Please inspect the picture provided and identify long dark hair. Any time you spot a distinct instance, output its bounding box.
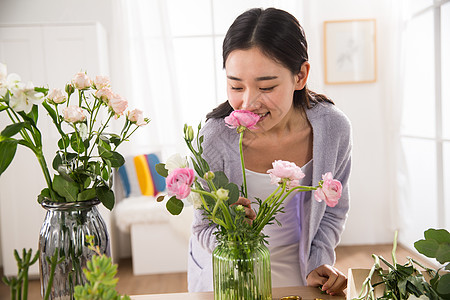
[207,7,332,120]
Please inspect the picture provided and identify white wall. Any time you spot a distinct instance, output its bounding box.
[302,0,397,244]
[0,0,400,269]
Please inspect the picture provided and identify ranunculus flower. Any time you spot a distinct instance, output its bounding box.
[93,75,110,89]
[187,192,202,209]
[47,88,66,104]
[314,172,342,207]
[215,188,229,200]
[267,160,305,189]
[224,110,260,131]
[165,153,188,174]
[9,81,44,114]
[108,93,128,117]
[127,108,146,126]
[95,87,114,103]
[166,167,195,200]
[63,105,86,123]
[72,72,91,90]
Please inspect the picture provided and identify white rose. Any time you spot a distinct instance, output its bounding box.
[165,153,188,174]
[72,72,91,90]
[93,75,110,89]
[47,88,66,104]
[127,108,146,126]
[63,105,86,123]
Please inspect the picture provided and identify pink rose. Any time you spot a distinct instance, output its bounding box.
[127,108,146,126]
[224,110,260,130]
[93,75,110,89]
[72,72,92,90]
[95,87,114,103]
[267,160,305,189]
[314,172,342,207]
[63,105,86,123]
[166,168,195,200]
[108,93,128,117]
[47,88,66,104]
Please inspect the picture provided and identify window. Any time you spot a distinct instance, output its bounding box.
[400,0,450,247]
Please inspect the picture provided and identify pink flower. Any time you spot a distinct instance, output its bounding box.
[47,88,66,104]
[314,172,342,207]
[166,168,195,200]
[95,87,114,103]
[108,93,128,117]
[72,72,91,90]
[127,108,146,126]
[93,75,110,89]
[63,105,86,123]
[224,110,260,131]
[267,160,305,189]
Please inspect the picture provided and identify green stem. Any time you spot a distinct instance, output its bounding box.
[239,131,247,198]
[37,151,57,201]
[392,230,398,266]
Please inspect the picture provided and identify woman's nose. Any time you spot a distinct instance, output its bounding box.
[242,89,261,110]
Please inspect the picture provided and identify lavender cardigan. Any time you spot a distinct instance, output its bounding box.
[187,102,352,292]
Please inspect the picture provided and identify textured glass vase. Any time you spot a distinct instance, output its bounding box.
[38,199,110,300]
[212,239,272,300]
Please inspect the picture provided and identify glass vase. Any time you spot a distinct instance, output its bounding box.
[212,239,272,300]
[38,199,110,300]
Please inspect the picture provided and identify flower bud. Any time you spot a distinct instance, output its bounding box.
[185,126,194,142]
[215,188,229,201]
[203,171,215,181]
[65,83,75,96]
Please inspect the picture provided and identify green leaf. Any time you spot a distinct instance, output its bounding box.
[58,135,70,149]
[1,122,26,138]
[96,186,114,210]
[437,273,450,295]
[70,133,85,153]
[212,171,229,188]
[224,182,239,205]
[52,153,62,171]
[34,86,48,94]
[0,103,8,111]
[424,228,450,243]
[52,175,79,202]
[156,195,165,202]
[166,196,183,215]
[0,140,18,175]
[37,188,51,204]
[98,146,124,167]
[415,228,450,264]
[155,163,168,177]
[78,188,97,201]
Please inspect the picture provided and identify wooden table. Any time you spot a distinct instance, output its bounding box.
[131,286,345,300]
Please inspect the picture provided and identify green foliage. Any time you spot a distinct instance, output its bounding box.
[354,229,450,300]
[74,236,130,300]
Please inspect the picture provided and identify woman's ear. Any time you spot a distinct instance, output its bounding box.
[295,61,310,90]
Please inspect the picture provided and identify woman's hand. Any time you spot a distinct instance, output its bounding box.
[306,264,347,296]
[231,197,256,223]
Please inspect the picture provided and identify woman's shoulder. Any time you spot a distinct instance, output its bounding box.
[306,102,351,133]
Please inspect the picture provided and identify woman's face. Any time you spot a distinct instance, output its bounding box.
[225,47,308,133]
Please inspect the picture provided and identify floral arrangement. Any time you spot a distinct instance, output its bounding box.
[156,110,342,243]
[0,63,149,209]
[354,229,450,300]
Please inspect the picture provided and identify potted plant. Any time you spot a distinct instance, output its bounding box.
[0,62,149,299]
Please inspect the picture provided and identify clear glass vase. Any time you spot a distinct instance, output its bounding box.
[38,199,110,300]
[212,239,272,300]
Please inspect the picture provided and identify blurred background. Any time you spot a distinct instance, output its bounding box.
[0,0,449,281]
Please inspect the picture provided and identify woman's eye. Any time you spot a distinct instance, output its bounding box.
[231,86,243,91]
[260,86,275,91]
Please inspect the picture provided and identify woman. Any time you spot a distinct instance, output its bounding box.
[188,8,352,296]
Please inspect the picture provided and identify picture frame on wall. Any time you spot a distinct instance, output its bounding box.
[324,19,377,84]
